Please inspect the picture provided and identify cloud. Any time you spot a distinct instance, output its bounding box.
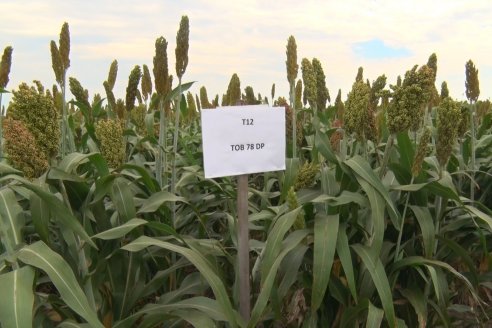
[0,0,491,104]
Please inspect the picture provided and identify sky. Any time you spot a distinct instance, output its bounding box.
[1,0,491,107]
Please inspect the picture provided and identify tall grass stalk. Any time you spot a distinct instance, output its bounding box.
[395,176,414,262]
[171,79,182,224]
[291,84,297,158]
[156,98,167,188]
[470,102,476,201]
[379,133,395,178]
[0,93,3,160]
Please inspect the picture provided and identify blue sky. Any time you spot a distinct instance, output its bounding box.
[353,39,412,60]
[0,0,491,107]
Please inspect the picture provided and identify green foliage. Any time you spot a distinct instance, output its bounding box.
[199,86,211,109]
[175,15,189,79]
[69,76,90,107]
[243,85,259,105]
[440,80,449,99]
[334,88,344,121]
[436,97,461,168]
[286,35,298,85]
[465,59,480,103]
[295,79,303,109]
[153,36,169,96]
[141,64,152,103]
[0,46,13,88]
[107,59,118,90]
[312,58,330,110]
[225,73,241,106]
[301,58,316,109]
[125,65,142,112]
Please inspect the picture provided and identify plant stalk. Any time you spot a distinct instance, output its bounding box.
[379,133,395,179]
[156,97,167,188]
[395,176,414,262]
[0,93,3,160]
[470,101,476,202]
[290,83,296,158]
[171,78,182,225]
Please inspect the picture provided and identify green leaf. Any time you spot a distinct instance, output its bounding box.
[464,205,492,231]
[47,167,85,182]
[315,132,338,163]
[17,241,104,328]
[111,177,136,222]
[0,189,24,253]
[366,301,384,328]
[249,230,308,328]
[92,218,147,240]
[311,213,339,312]
[0,175,97,248]
[345,156,401,230]
[409,206,435,258]
[57,321,91,328]
[138,190,188,213]
[336,224,357,302]
[261,208,301,280]
[281,158,300,201]
[340,299,370,328]
[114,297,226,328]
[164,81,195,103]
[120,164,159,193]
[58,152,109,177]
[0,266,35,328]
[0,163,21,175]
[425,180,460,203]
[400,288,427,328]
[122,236,240,327]
[352,244,395,327]
[358,180,385,255]
[396,132,414,172]
[30,191,51,245]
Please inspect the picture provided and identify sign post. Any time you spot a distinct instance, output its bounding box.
[237,173,250,320]
[201,105,285,322]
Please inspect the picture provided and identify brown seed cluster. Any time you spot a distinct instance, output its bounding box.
[3,118,48,179]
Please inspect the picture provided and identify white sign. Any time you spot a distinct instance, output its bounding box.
[201,105,286,178]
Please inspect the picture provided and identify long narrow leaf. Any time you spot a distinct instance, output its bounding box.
[0,175,96,248]
[352,244,396,327]
[366,301,384,328]
[249,230,308,328]
[92,218,147,240]
[311,213,339,312]
[336,224,358,302]
[138,190,188,213]
[122,236,240,327]
[111,177,136,222]
[409,206,435,258]
[0,189,23,252]
[260,208,301,280]
[17,241,104,328]
[345,156,401,229]
[0,266,35,328]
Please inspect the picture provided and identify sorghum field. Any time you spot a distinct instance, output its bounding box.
[0,18,491,327]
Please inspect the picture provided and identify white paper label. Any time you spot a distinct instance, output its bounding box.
[201,105,286,178]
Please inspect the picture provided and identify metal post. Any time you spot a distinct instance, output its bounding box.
[237,174,250,321]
